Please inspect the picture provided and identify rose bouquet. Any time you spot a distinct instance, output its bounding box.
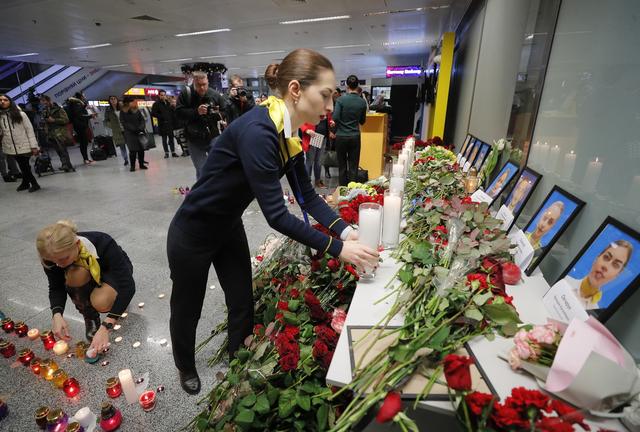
[508,323,561,371]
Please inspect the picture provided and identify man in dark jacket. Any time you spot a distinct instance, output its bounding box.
[151,90,178,158]
[176,71,226,179]
[225,74,255,124]
[333,75,367,185]
[40,95,74,172]
[65,92,94,164]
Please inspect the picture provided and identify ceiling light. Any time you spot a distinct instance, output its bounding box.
[4,52,39,58]
[246,50,285,55]
[383,39,428,47]
[199,54,237,59]
[364,6,449,16]
[525,34,534,40]
[160,58,193,63]
[175,28,231,37]
[228,67,241,70]
[103,64,128,68]
[280,15,350,25]
[70,43,112,50]
[324,44,370,49]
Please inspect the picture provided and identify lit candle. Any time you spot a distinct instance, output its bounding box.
[40,331,56,351]
[62,378,80,398]
[46,408,68,432]
[397,154,408,174]
[30,358,42,375]
[14,321,28,337]
[41,359,59,381]
[0,399,6,421]
[582,157,603,193]
[72,407,96,430]
[548,145,561,173]
[52,369,68,389]
[358,203,382,250]
[27,328,40,341]
[561,150,577,180]
[118,369,138,404]
[0,340,16,358]
[106,377,122,398]
[52,340,68,356]
[1,318,14,333]
[17,348,34,365]
[75,341,88,359]
[389,176,405,194]
[539,142,550,170]
[382,191,402,249]
[99,402,123,432]
[139,390,157,412]
[35,406,50,430]
[392,163,404,177]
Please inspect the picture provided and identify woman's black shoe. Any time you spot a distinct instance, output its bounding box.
[130,166,136,172]
[2,174,16,182]
[179,370,201,395]
[28,184,41,193]
[16,182,29,191]
[139,164,148,170]
[85,317,101,341]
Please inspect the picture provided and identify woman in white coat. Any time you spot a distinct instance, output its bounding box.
[0,94,40,192]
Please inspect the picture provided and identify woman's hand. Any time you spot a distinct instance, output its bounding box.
[339,240,379,271]
[31,148,40,156]
[306,129,316,136]
[346,229,359,241]
[52,313,71,341]
[89,326,110,353]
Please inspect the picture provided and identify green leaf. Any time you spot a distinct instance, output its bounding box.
[259,360,277,376]
[196,417,209,431]
[254,341,269,361]
[428,325,451,349]
[283,311,300,326]
[411,242,434,264]
[399,266,414,284]
[440,174,455,185]
[391,344,412,362]
[234,409,255,427]
[236,349,251,363]
[501,322,519,337]
[278,389,297,418]
[288,299,301,312]
[267,385,279,406]
[464,307,484,322]
[473,291,493,306]
[316,404,329,430]
[254,393,270,415]
[296,393,311,411]
[481,303,521,325]
[227,373,239,385]
[263,303,276,324]
[240,393,257,407]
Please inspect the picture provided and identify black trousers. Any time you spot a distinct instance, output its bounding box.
[50,137,73,169]
[12,154,38,186]
[167,219,253,372]
[75,126,90,161]
[161,133,176,153]
[129,151,146,167]
[335,135,361,186]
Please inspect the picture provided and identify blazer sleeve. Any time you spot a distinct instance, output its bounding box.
[45,265,68,316]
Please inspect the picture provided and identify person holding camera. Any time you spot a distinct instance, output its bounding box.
[176,71,226,179]
[151,90,178,159]
[225,74,255,125]
[40,95,75,172]
[119,96,148,172]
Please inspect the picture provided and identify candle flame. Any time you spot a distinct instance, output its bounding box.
[595,157,599,162]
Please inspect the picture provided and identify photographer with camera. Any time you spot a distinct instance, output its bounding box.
[225,74,255,125]
[40,95,75,172]
[176,71,226,179]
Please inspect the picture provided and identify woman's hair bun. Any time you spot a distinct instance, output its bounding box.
[56,219,78,233]
[264,63,280,91]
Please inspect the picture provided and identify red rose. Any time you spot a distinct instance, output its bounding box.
[327,258,341,272]
[256,255,263,262]
[489,272,505,292]
[502,262,522,285]
[278,352,299,371]
[304,289,320,306]
[312,340,329,359]
[466,273,489,290]
[465,392,494,416]
[315,325,338,346]
[277,301,289,311]
[443,354,474,391]
[310,304,328,322]
[375,391,402,423]
[284,326,299,338]
[506,387,550,411]
[491,403,528,429]
[344,264,359,280]
[290,288,300,299]
[253,324,265,335]
[481,257,500,274]
[434,225,448,234]
[535,417,575,432]
[275,312,284,323]
[462,196,473,204]
[551,399,590,430]
[336,281,344,291]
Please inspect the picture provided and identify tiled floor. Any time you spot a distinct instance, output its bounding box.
[0,143,342,431]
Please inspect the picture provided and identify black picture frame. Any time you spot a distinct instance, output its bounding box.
[485,161,519,205]
[458,134,473,158]
[554,216,640,322]
[502,167,543,232]
[463,138,477,161]
[521,185,586,275]
[465,140,483,168]
[473,142,492,172]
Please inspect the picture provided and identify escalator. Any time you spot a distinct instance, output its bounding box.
[6,64,72,102]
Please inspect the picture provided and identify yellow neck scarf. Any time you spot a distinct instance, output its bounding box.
[74,241,101,285]
[260,96,302,165]
[579,277,602,305]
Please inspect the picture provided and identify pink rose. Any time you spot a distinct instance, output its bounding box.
[331,308,347,334]
[514,329,529,344]
[515,340,534,360]
[528,325,557,345]
[508,348,522,370]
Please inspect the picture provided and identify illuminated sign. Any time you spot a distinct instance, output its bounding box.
[385,65,422,78]
[124,87,146,96]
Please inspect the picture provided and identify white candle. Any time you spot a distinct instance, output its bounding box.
[582,157,603,193]
[389,176,405,194]
[382,192,402,248]
[561,151,577,180]
[358,205,382,250]
[53,340,68,355]
[548,145,561,173]
[530,141,541,165]
[118,368,138,404]
[627,175,640,210]
[392,163,404,177]
[539,142,550,171]
[397,154,407,174]
[73,407,97,429]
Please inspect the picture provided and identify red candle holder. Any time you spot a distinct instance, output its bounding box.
[40,331,56,351]
[17,348,34,365]
[14,321,28,337]
[1,318,14,333]
[30,358,42,375]
[105,377,122,398]
[99,402,122,431]
[0,340,16,358]
[138,390,156,412]
[63,377,80,398]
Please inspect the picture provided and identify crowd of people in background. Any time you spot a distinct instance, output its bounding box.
[0,70,374,192]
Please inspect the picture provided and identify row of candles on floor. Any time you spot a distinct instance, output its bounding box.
[34,402,124,431]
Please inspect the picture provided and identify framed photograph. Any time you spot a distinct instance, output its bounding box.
[502,167,543,231]
[473,142,492,172]
[463,138,477,161]
[466,141,482,167]
[554,217,640,322]
[458,134,473,157]
[485,161,519,202]
[522,186,586,275]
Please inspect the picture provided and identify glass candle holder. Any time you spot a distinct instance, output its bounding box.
[41,331,56,351]
[99,402,122,432]
[358,202,383,277]
[382,190,402,249]
[46,408,68,432]
[14,321,28,337]
[30,358,42,375]
[0,399,7,421]
[75,341,88,359]
[52,340,69,356]
[65,422,84,432]
[18,348,35,365]
[35,406,50,430]
[28,328,40,341]
[106,377,122,398]
[0,340,16,358]
[52,369,68,389]
[1,318,14,333]
[138,390,156,412]
[41,359,59,381]
[63,378,80,398]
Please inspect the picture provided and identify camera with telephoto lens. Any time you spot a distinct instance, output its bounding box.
[233,87,247,98]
